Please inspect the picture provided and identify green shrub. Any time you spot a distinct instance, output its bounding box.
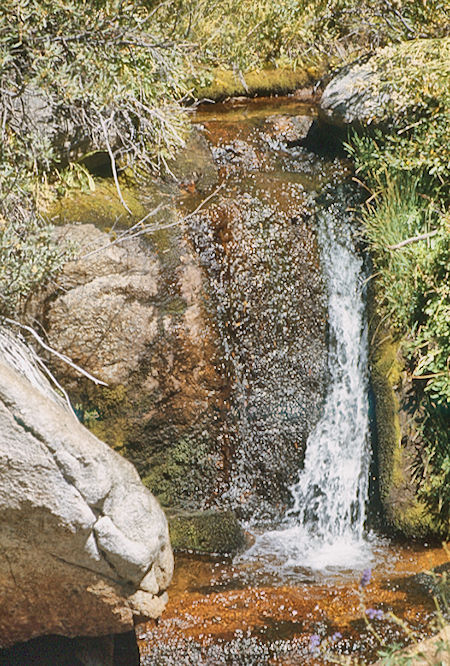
[0,206,74,316]
[346,37,449,523]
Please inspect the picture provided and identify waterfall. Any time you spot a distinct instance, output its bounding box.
[241,194,373,572]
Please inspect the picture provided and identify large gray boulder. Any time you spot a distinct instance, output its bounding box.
[319,57,389,128]
[32,219,227,513]
[0,328,173,648]
[319,38,448,129]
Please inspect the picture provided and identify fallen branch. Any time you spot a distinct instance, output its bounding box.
[97,111,132,214]
[387,229,438,251]
[2,318,108,386]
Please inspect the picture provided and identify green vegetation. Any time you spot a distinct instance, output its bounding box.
[181,0,448,84]
[0,0,191,316]
[1,0,447,316]
[346,37,449,531]
[347,38,450,180]
[0,207,73,314]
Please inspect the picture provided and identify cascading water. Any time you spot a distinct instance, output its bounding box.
[242,193,373,572]
[143,101,448,666]
[189,102,374,569]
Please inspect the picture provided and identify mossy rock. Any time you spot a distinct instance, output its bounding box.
[47,178,148,231]
[169,510,246,555]
[369,300,442,538]
[141,432,221,510]
[165,128,218,193]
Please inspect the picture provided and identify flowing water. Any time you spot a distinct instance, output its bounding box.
[139,97,448,664]
[244,195,373,573]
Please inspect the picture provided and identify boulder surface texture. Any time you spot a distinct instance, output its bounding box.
[319,38,449,129]
[37,219,227,512]
[0,328,173,648]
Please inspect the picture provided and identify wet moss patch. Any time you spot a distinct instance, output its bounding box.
[369,311,440,538]
[142,432,221,510]
[169,510,245,555]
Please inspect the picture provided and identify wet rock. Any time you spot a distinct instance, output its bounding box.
[32,101,334,529]
[189,193,328,520]
[212,139,261,170]
[34,213,227,514]
[265,114,313,145]
[0,329,172,647]
[169,510,246,555]
[410,561,450,607]
[165,127,219,193]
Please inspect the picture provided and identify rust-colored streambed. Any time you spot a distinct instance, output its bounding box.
[138,544,448,664]
[138,98,448,664]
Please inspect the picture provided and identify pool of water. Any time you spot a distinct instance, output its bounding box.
[138,542,448,664]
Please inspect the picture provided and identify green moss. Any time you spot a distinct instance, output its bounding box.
[169,510,245,555]
[194,66,323,101]
[371,334,402,499]
[77,384,131,452]
[142,434,218,509]
[370,318,442,538]
[47,179,147,231]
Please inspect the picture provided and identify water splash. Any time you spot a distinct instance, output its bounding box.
[242,194,373,571]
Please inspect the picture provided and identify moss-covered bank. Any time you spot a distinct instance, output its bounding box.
[369,306,446,538]
[192,66,323,101]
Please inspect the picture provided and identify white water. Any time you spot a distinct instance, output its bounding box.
[241,201,373,572]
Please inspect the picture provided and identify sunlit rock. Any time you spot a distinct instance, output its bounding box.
[0,329,172,647]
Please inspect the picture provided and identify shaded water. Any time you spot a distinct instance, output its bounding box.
[139,97,448,664]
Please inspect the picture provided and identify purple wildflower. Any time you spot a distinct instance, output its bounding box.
[359,568,372,587]
[309,634,321,652]
[331,632,342,642]
[366,608,384,620]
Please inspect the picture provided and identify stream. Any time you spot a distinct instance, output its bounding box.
[138,98,447,665]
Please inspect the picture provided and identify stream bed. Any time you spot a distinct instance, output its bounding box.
[138,543,448,664]
[138,97,448,664]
